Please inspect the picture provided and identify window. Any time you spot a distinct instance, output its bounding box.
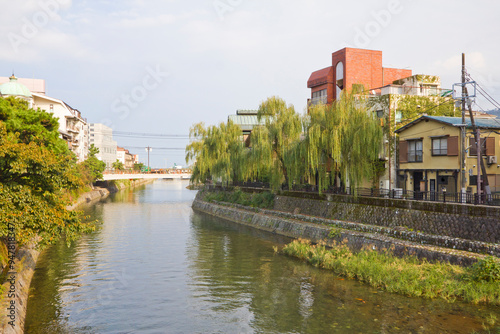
[408,140,423,162]
[312,89,327,98]
[469,137,495,156]
[432,137,447,156]
[395,110,402,124]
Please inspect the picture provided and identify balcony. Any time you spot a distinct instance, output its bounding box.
[370,85,452,98]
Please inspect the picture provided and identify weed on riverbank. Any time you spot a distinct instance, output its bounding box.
[203,188,275,209]
[281,239,500,306]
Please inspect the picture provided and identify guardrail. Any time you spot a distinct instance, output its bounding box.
[210,182,500,206]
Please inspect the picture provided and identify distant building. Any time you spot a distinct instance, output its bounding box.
[117,147,135,170]
[89,123,117,170]
[32,93,88,162]
[228,109,265,146]
[0,76,46,94]
[0,75,88,162]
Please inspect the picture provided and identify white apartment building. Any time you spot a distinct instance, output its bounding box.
[0,75,89,162]
[89,123,118,170]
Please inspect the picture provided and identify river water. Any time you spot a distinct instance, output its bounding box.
[25,180,499,333]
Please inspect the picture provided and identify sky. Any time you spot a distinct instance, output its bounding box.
[1,0,500,168]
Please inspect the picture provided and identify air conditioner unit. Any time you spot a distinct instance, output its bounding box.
[487,156,497,164]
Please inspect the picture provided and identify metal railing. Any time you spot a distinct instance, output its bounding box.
[219,182,500,206]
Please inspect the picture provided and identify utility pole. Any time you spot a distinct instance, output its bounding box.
[145,146,152,171]
[460,53,467,201]
[464,90,491,202]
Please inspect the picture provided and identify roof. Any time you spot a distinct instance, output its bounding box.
[236,109,258,115]
[228,114,266,131]
[307,66,333,88]
[395,115,500,133]
[0,75,32,98]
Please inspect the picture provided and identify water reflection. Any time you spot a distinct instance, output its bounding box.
[25,181,500,333]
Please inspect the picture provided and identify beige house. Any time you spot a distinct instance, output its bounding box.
[117,147,135,170]
[395,115,500,196]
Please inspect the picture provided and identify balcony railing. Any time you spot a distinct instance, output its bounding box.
[370,85,452,98]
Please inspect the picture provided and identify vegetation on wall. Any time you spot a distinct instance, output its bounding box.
[0,97,96,248]
[202,188,275,209]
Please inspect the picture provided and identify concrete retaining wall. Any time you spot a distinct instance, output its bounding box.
[192,196,487,267]
[273,191,500,244]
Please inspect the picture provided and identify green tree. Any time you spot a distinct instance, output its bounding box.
[79,144,106,183]
[133,162,145,171]
[250,96,302,190]
[303,92,383,192]
[112,159,125,171]
[0,97,94,247]
[186,120,247,184]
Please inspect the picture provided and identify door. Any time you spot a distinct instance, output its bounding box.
[430,179,436,201]
[413,171,423,199]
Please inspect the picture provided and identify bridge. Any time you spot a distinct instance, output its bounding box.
[101,171,192,181]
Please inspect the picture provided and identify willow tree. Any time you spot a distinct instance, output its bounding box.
[303,92,383,192]
[185,120,246,184]
[250,96,302,190]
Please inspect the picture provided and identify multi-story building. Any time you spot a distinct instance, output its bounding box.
[307,48,412,106]
[31,93,88,162]
[395,115,500,195]
[89,123,118,170]
[0,75,88,162]
[307,48,456,190]
[117,147,135,170]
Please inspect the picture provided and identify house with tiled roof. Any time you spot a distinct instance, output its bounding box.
[395,115,500,196]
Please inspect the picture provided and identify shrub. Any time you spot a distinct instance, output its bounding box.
[468,256,500,283]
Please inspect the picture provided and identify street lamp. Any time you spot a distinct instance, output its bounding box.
[145,146,152,171]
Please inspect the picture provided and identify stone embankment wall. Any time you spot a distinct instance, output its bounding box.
[273,191,500,244]
[193,190,499,267]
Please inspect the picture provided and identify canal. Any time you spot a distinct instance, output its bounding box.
[25,180,499,333]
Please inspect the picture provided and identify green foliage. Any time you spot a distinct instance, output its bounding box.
[395,95,456,126]
[304,91,384,192]
[112,159,125,171]
[203,189,274,209]
[467,256,500,283]
[133,162,145,171]
[328,226,342,239]
[250,97,302,190]
[186,120,247,184]
[282,240,500,305]
[0,97,94,248]
[186,95,385,192]
[79,144,105,183]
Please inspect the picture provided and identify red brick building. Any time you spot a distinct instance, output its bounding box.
[307,48,412,106]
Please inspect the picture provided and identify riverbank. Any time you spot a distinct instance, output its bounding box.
[282,239,500,305]
[192,194,489,266]
[0,178,155,334]
[192,192,500,306]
